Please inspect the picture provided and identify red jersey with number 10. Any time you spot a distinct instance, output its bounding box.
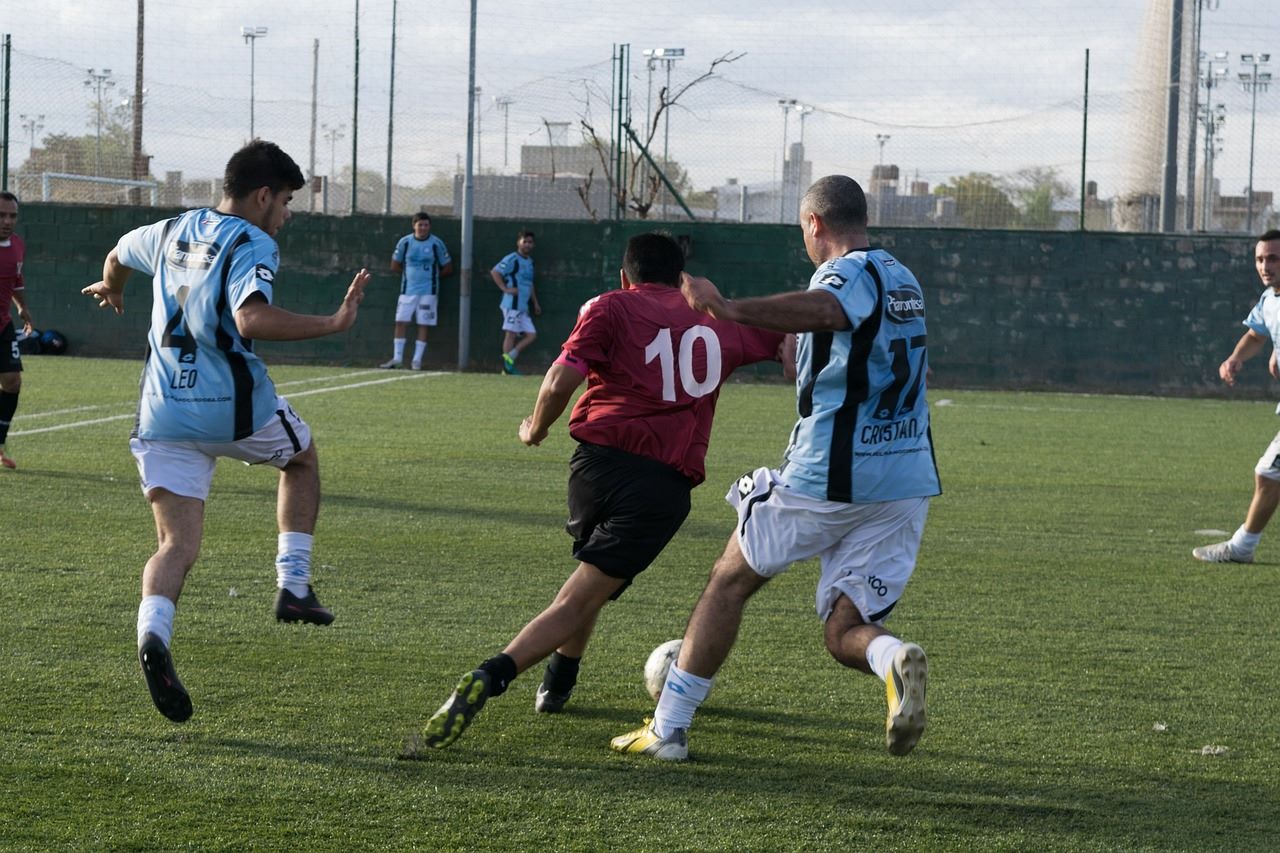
[556,282,784,484]
[0,234,26,332]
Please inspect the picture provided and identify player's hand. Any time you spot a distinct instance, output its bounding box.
[1270,352,1279,381]
[333,269,370,332]
[519,416,547,447]
[532,303,542,317]
[82,281,125,315]
[1220,357,1243,386]
[681,272,726,317]
[16,307,34,335]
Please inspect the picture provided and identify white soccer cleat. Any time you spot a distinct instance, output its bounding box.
[1191,541,1254,564]
[378,358,401,369]
[885,642,927,756]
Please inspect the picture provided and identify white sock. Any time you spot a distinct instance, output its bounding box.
[276,531,314,597]
[865,634,904,683]
[652,663,713,738]
[1231,526,1261,553]
[392,338,406,361]
[413,340,427,364]
[507,349,519,362]
[137,595,176,649]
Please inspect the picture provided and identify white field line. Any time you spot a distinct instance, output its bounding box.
[12,370,444,438]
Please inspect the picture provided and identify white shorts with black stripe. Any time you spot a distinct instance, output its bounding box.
[728,467,929,624]
[130,396,312,501]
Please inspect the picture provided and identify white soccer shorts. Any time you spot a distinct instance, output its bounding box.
[727,466,929,624]
[395,294,438,326]
[501,307,536,335]
[131,397,312,500]
[1255,429,1280,480]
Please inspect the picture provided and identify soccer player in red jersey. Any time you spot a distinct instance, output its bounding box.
[0,191,35,470]
[415,232,791,750]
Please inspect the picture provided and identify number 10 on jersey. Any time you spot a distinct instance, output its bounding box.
[644,327,723,402]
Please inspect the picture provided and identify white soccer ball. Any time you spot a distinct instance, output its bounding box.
[644,639,682,700]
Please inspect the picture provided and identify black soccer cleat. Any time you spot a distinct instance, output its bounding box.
[138,633,193,723]
[534,684,572,714]
[274,586,336,625]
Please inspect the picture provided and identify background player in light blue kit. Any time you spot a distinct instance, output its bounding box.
[613,175,939,761]
[82,140,370,723]
[380,211,453,370]
[1193,229,1280,564]
[491,229,540,374]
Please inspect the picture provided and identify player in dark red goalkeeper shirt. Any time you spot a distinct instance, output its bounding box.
[0,191,35,470]
[414,232,791,751]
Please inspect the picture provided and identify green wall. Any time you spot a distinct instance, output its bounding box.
[12,202,1269,396]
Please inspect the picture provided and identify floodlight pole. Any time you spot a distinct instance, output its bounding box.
[240,27,267,141]
[385,0,397,214]
[778,98,795,223]
[458,0,477,370]
[1239,52,1271,234]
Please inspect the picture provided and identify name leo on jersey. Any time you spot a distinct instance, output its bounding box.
[861,416,920,445]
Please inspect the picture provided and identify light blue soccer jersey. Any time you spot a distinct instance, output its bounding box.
[392,233,451,297]
[781,248,941,503]
[494,251,535,313]
[1244,287,1280,346]
[115,209,281,442]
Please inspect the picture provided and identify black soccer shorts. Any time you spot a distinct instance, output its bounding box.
[565,442,693,598]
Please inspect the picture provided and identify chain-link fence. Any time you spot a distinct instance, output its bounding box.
[3,0,1278,232]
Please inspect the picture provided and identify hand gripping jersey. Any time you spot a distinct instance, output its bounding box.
[557,283,784,484]
[495,251,535,313]
[782,249,941,503]
[115,209,282,442]
[392,233,451,297]
[0,233,26,333]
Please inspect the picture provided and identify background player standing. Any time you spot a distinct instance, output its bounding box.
[491,230,539,375]
[380,211,453,370]
[82,141,369,723]
[414,232,788,751]
[0,191,35,470]
[1194,229,1280,564]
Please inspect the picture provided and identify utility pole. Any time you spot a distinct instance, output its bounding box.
[458,0,477,370]
[309,38,318,212]
[84,68,115,176]
[132,0,145,204]
[1239,52,1272,234]
[240,26,268,140]
[494,96,514,169]
[350,0,360,215]
[385,0,397,215]
[1158,0,1183,232]
[777,98,795,223]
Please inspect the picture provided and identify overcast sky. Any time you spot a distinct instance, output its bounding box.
[6,0,1279,199]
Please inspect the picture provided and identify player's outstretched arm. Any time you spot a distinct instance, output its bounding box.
[236,269,369,341]
[81,249,133,316]
[681,273,849,333]
[519,363,585,446]
[1221,330,1268,386]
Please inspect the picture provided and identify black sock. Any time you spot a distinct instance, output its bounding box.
[478,653,518,697]
[0,390,17,444]
[542,652,581,695]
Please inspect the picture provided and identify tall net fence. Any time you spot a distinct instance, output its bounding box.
[3,0,1278,232]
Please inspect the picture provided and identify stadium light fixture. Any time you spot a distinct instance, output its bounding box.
[19,113,44,159]
[241,26,269,141]
[778,98,797,222]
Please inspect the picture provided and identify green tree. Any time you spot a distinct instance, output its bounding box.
[934,172,1019,229]
[1010,167,1072,229]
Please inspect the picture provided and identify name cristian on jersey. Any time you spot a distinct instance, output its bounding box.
[862,415,922,446]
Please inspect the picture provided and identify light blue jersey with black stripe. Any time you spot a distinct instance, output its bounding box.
[781,248,941,503]
[116,208,280,442]
[392,233,451,297]
[494,251,535,313]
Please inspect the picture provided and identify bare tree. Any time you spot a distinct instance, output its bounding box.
[576,51,744,219]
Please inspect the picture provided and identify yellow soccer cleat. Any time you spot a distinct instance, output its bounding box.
[885,642,928,756]
[609,717,688,762]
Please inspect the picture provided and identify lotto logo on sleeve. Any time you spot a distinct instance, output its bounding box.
[817,272,847,290]
[255,264,275,283]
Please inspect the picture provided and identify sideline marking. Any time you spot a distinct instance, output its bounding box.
[12,371,443,438]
